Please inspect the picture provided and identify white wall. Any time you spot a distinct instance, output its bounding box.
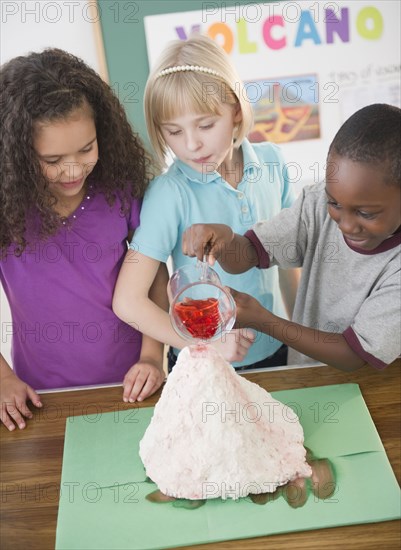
[1,0,104,366]
[0,0,103,68]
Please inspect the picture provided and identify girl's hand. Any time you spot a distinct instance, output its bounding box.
[0,371,42,431]
[182,224,234,265]
[212,329,255,363]
[122,359,165,403]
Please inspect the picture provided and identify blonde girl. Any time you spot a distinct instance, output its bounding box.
[113,35,299,390]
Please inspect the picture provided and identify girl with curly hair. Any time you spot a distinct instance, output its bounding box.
[0,48,167,431]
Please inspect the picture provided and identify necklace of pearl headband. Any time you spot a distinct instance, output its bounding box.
[156,65,220,78]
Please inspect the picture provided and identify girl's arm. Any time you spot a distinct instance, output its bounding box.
[113,250,189,349]
[278,268,301,319]
[112,250,254,363]
[138,261,170,365]
[123,332,166,403]
[231,290,365,372]
[120,261,168,403]
[0,354,42,430]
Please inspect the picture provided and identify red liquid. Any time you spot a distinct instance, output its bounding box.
[173,298,220,339]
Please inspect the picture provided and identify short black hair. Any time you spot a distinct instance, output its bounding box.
[328,103,401,187]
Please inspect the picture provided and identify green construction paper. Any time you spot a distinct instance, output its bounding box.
[56,384,401,549]
[272,384,384,457]
[60,406,153,487]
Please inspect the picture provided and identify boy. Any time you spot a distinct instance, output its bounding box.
[183,104,401,371]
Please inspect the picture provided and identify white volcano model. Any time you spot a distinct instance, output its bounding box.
[139,345,312,500]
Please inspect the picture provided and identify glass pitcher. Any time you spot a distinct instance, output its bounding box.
[168,261,236,343]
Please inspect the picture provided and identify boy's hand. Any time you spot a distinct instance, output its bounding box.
[229,288,269,329]
[182,224,234,265]
[212,329,255,363]
[0,371,42,431]
[122,359,165,403]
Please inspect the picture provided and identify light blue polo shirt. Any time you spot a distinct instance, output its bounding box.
[131,138,295,366]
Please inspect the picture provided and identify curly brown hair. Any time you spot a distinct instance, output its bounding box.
[0,48,156,255]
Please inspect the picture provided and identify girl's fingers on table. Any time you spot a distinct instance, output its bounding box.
[27,386,42,408]
[127,372,148,403]
[122,373,136,402]
[5,401,29,429]
[136,378,156,402]
[0,407,16,431]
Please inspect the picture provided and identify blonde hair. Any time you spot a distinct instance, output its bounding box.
[144,34,254,167]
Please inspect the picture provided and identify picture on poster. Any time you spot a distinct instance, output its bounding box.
[246,74,321,144]
[144,0,400,189]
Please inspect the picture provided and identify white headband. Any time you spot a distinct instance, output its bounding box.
[156,65,220,78]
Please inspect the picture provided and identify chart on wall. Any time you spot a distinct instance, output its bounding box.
[144,0,400,190]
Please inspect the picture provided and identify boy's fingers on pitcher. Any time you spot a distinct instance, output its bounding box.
[182,225,206,260]
[182,224,218,261]
[227,288,246,310]
[181,227,193,257]
[228,287,239,300]
[182,225,201,257]
[229,288,253,310]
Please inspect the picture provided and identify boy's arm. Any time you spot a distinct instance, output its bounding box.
[264,314,365,371]
[182,224,259,273]
[231,290,366,371]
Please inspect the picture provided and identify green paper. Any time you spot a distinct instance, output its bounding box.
[59,406,153,487]
[56,384,401,549]
[272,384,384,457]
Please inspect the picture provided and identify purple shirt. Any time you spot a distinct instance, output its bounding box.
[0,191,142,389]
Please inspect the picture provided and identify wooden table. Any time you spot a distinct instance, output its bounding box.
[1,361,400,550]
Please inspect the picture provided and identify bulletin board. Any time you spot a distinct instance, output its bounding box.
[98,0,227,145]
[99,0,400,188]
